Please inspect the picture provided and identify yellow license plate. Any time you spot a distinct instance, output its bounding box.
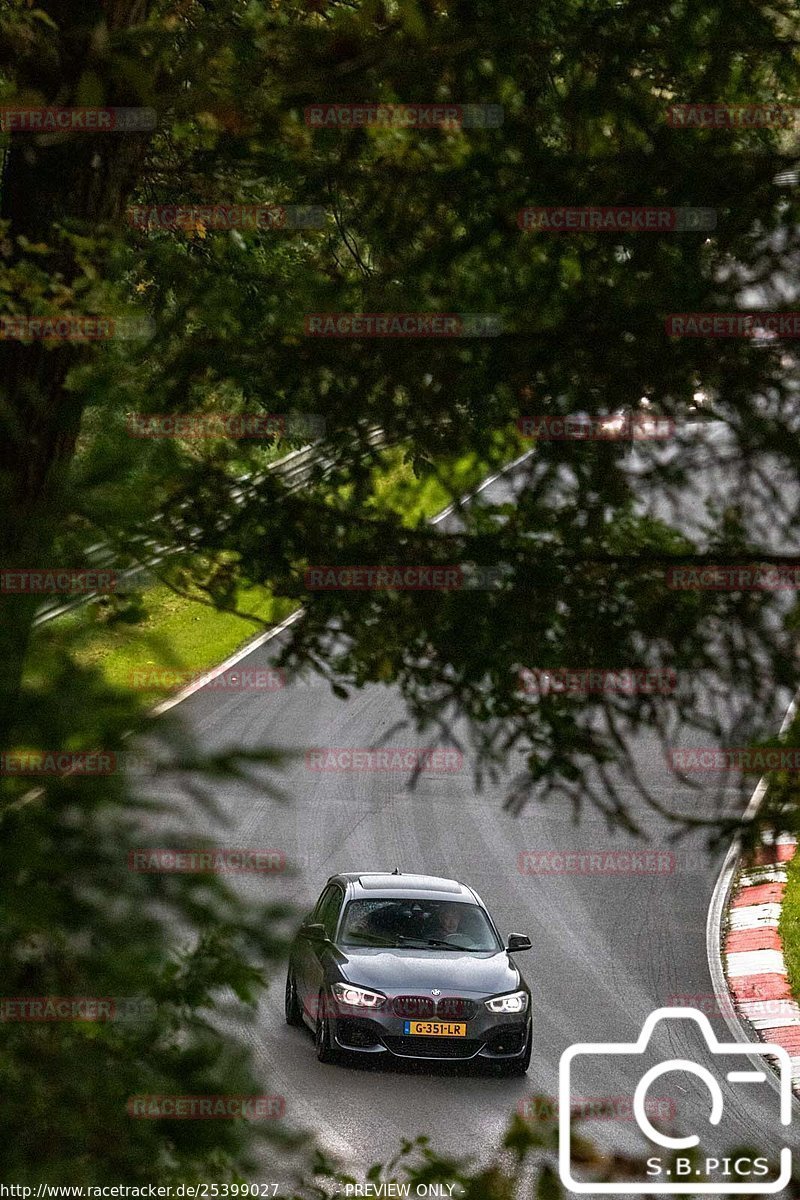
[404,1020,467,1037]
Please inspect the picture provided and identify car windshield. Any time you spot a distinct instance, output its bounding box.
[338,898,501,951]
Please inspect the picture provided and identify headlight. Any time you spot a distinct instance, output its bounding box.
[485,990,529,1014]
[332,982,386,1009]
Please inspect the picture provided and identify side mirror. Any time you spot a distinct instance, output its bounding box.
[506,933,532,952]
[302,922,329,942]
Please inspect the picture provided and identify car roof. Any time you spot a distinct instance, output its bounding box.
[328,871,480,903]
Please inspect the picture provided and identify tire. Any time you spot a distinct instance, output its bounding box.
[284,967,304,1028]
[496,1025,532,1077]
[315,993,339,1064]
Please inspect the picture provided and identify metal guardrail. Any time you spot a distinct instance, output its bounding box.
[34,428,385,627]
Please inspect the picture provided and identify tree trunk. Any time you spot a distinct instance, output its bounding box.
[0,0,154,746]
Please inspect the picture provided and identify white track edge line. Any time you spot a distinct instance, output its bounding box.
[153,448,535,716]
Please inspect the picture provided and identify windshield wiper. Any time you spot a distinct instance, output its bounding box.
[350,934,476,951]
[378,934,449,949]
[344,933,395,946]
[423,938,472,951]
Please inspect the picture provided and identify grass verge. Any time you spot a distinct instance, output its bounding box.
[779,847,800,1001]
[32,435,523,705]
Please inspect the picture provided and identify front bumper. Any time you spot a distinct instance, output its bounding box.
[330,1009,531,1062]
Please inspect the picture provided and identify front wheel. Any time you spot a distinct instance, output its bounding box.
[284,967,303,1027]
[315,993,339,1064]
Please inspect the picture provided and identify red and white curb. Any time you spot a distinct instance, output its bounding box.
[723,831,799,1093]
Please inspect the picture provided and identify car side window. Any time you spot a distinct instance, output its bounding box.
[311,886,334,923]
[319,886,344,939]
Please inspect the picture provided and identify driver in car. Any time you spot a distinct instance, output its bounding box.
[426,901,468,941]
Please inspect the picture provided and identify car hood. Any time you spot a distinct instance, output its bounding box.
[338,947,525,996]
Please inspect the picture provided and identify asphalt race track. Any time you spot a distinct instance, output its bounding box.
[135,435,800,1183]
